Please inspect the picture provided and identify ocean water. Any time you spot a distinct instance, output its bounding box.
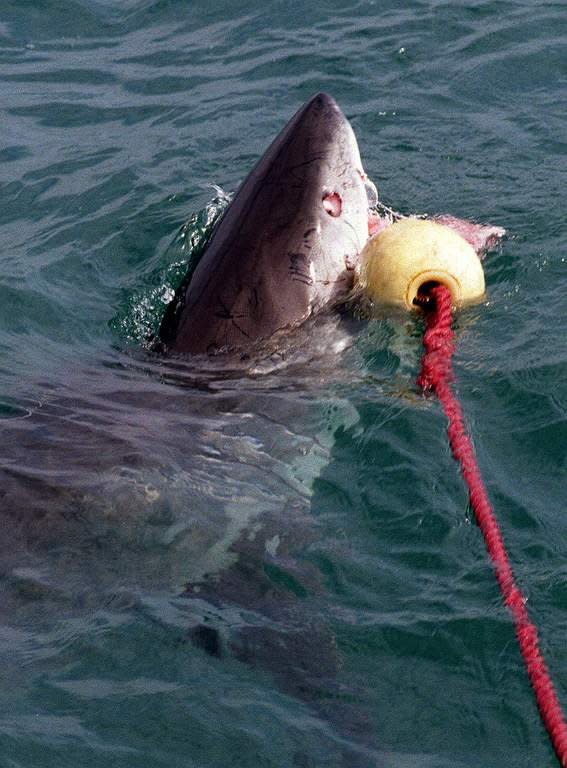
[1,1,567,766]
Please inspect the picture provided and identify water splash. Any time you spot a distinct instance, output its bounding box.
[110,188,231,347]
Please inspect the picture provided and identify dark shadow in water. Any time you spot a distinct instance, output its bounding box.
[0,339,385,767]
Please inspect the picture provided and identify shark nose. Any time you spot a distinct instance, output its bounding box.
[322,192,342,217]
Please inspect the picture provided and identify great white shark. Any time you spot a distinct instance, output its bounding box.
[158,92,375,356]
[158,92,504,358]
[0,94,506,767]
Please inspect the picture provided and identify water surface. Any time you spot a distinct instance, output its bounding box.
[1,1,567,766]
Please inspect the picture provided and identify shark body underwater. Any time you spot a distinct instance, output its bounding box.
[0,95,382,768]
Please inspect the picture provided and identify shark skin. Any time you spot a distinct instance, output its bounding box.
[159,92,371,356]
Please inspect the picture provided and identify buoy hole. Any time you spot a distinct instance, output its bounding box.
[323,192,342,217]
[414,280,441,310]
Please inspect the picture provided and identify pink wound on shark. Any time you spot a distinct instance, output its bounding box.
[322,192,342,217]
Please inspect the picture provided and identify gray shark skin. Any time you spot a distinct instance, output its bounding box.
[159,92,370,355]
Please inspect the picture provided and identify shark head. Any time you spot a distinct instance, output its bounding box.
[159,93,372,355]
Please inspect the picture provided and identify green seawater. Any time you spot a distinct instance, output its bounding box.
[1,2,567,766]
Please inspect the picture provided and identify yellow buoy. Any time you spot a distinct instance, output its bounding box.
[360,218,485,310]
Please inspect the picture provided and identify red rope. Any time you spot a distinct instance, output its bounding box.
[418,284,567,766]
